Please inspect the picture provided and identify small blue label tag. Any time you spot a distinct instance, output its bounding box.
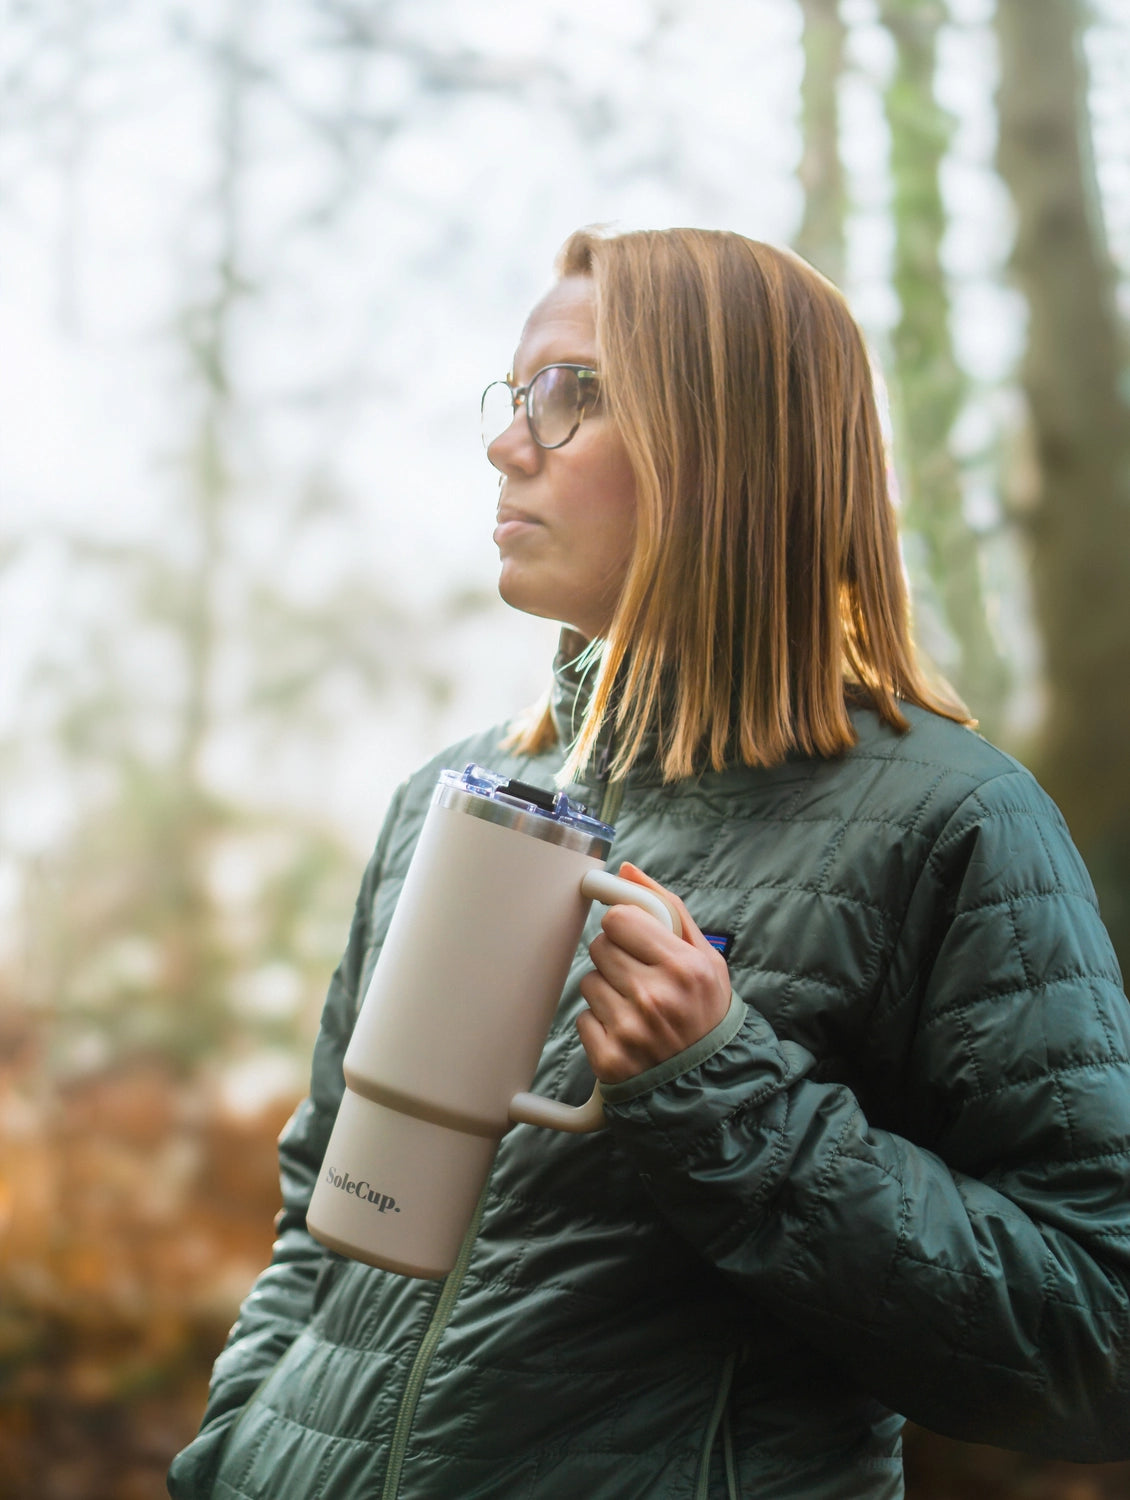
[703,932,734,961]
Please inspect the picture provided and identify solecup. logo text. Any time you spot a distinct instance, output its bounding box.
[324,1166,400,1214]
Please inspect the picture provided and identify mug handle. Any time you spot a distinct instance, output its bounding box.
[507,870,681,1134]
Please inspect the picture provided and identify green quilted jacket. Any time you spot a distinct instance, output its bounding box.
[170,646,1130,1500]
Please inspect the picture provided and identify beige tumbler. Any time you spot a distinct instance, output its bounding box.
[306,765,677,1279]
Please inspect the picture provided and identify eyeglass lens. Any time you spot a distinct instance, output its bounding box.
[480,366,593,450]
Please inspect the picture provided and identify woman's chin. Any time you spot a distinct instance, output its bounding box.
[497,567,553,622]
[496,566,611,640]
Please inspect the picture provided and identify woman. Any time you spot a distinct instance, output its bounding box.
[169,228,1130,1500]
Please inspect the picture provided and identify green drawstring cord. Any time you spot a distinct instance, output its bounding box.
[723,1398,739,1499]
[695,1350,739,1500]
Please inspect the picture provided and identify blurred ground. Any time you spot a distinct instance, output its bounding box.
[2,1042,1129,1498]
[0,1038,290,1500]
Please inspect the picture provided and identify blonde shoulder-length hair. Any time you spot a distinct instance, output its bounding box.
[511,226,969,785]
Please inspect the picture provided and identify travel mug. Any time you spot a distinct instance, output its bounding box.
[307,764,677,1278]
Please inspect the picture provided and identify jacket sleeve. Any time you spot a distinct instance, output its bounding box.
[601,769,1130,1462]
[167,785,407,1498]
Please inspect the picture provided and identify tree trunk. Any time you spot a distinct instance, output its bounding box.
[795,0,847,286]
[879,0,1011,738]
[996,0,1130,968]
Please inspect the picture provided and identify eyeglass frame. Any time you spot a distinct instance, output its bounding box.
[480,363,601,452]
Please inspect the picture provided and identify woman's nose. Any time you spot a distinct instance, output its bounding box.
[487,409,540,476]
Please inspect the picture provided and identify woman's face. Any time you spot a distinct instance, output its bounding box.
[489,276,637,642]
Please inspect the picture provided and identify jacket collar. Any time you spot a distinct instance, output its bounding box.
[547,627,857,798]
[549,629,599,749]
[548,628,664,792]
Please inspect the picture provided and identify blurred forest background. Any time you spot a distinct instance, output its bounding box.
[2,0,1130,1495]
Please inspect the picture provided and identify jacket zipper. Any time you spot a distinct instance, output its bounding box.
[380,758,623,1500]
[380,1175,493,1500]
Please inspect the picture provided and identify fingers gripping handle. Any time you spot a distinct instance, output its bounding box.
[577,870,682,936]
[507,872,681,1134]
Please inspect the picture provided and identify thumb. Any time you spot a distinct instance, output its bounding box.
[616,861,709,951]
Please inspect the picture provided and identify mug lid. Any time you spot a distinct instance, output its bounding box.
[434,765,615,858]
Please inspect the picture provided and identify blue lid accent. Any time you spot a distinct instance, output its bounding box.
[440,764,615,842]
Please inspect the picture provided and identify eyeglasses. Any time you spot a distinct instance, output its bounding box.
[480,363,601,451]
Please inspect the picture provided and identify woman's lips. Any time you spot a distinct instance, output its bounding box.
[493,509,541,546]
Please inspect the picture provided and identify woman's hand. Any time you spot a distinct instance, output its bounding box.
[576,862,732,1084]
